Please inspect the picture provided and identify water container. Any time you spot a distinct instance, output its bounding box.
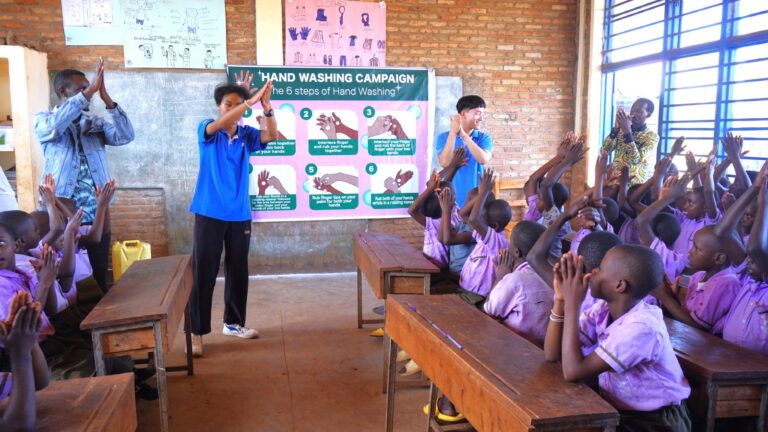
[112,240,152,281]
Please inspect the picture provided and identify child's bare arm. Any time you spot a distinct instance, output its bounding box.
[559,253,611,381]
[748,176,768,272]
[438,147,467,184]
[544,261,565,362]
[539,136,586,212]
[38,175,63,247]
[58,209,85,293]
[407,170,440,228]
[722,132,750,194]
[31,343,49,391]
[205,81,271,137]
[467,169,494,238]
[702,155,719,219]
[636,175,687,246]
[31,245,60,317]
[593,151,610,229]
[524,132,571,198]
[438,188,472,246]
[80,180,115,247]
[615,165,631,215]
[651,276,705,330]
[1,306,41,432]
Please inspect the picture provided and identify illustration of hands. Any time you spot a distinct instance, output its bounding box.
[256,116,287,140]
[368,115,392,137]
[300,26,311,40]
[395,169,414,188]
[257,170,270,195]
[313,177,343,194]
[267,176,289,195]
[319,172,359,188]
[288,27,299,41]
[387,116,407,139]
[316,114,337,139]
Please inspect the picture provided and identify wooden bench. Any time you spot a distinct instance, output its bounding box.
[8,373,136,431]
[666,317,768,431]
[353,232,439,328]
[81,255,194,432]
[384,294,619,432]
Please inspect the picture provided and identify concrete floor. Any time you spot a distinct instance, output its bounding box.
[136,273,430,432]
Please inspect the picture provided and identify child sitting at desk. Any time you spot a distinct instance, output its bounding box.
[456,169,511,308]
[483,220,551,345]
[438,186,478,275]
[547,247,692,431]
[0,293,50,431]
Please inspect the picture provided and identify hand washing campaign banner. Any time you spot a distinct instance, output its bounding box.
[226,66,434,222]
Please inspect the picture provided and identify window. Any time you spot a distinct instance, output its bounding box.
[600,0,768,175]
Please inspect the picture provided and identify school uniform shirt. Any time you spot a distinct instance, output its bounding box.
[423,206,463,268]
[617,215,640,245]
[0,268,54,342]
[671,208,721,265]
[435,129,492,208]
[189,119,265,221]
[579,300,691,411]
[723,278,768,356]
[459,228,509,297]
[649,237,686,282]
[448,222,476,274]
[523,194,541,222]
[684,267,742,335]
[570,225,615,256]
[31,226,93,307]
[15,255,68,315]
[483,262,552,344]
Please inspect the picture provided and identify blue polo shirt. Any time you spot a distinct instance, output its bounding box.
[189,119,265,221]
[435,129,492,207]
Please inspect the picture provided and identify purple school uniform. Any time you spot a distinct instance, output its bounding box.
[579,301,691,411]
[15,254,68,314]
[524,194,541,221]
[672,208,721,264]
[617,215,640,245]
[570,225,615,256]
[459,229,509,297]
[483,262,553,344]
[684,267,742,335]
[723,278,768,355]
[424,217,449,267]
[650,237,686,282]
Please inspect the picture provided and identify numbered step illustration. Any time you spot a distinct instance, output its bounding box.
[362,108,417,156]
[247,103,298,156]
[249,164,298,211]
[363,163,418,209]
[303,108,359,155]
[304,164,360,210]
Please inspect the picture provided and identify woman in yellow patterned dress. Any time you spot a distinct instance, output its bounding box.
[602,98,659,184]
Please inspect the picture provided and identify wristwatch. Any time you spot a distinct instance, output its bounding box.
[264,108,275,117]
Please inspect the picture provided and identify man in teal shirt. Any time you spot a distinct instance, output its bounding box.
[435,95,492,207]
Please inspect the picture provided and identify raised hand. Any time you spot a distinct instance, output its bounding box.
[438,187,455,212]
[257,170,269,195]
[616,107,632,135]
[83,57,105,100]
[721,131,744,162]
[659,175,688,201]
[670,136,686,158]
[300,26,311,40]
[259,81,273,109]
[64,208,85,239]
[448,146,468,169]
[316,114,337,139]
[653,156,672,180]
[557,131,576,158]
[97,57,116,108]
[563,195,590,220]
[94,179,116,206]
[4,305,42,357]
[32,244,59,292]
[388,116,407,139]
[368,116,391,137]
[2,291,32,330]
[449,115,462,135]
[495,249,515,281]
[558,252,589,305]
[425,169,441,192]
[477,168,495,196]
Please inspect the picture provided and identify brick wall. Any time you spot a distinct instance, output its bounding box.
[110,188,169,258]
[1,0,586,263]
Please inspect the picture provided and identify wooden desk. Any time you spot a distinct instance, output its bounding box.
[666,317,768,431]
[353,232,439,328]
[384,295,619,432]
[18,373,136,431]
[81,255,194,432]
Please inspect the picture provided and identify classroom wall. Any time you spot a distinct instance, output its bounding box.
[1,0,583,273]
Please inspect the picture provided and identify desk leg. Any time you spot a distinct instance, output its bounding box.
[705,382,718,432]
[759,385,768,432]
[423,274,431,295]
[382,333,390,394]
[153,321,170,432]
[91,330,106,376]
[384,337,398,432]
[184,303,194,376]
[357,267,363,329]
[426,382,438,432]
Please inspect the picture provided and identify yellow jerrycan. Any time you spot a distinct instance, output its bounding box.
[112,240,152,281]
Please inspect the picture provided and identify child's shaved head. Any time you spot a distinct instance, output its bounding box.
[604,245,664,299]
[578,231,621,272]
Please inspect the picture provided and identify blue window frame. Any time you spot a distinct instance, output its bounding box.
[600,0,768,174]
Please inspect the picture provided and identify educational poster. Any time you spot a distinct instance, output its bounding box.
[227,66,433,222]
[122,0,227,69]
[61,0,124,45]
[284,0,386,67]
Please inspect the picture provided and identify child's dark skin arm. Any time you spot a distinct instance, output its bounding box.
[438,147,467,184]
[31,344,49,391]
[722,132,750,194]
[1,306,42,432]
[79,180,115,247]
[559,253,612,381]
[703,155,719,219]
[468,169,495,238]
[636,174,687,247]
[438,188,473,246]
[528,196,588,287]
[593,151,609,229]
[38,176,63,247]
[58,209,84,293]
[652,276,705,330]
[748,176,768,272]
[31,245,60,317]
[685,152,703,188]
[407,170,441,228]
[539,138,586,212]
[616,165,631,215]
[524,133,571,198]
[544,261,565,361]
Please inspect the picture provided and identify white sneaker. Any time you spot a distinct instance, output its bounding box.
[222,323,259,339]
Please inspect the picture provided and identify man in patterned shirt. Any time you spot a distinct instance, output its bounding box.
[602,98,658,185]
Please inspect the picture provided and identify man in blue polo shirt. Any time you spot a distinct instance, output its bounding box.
[435,95,492,207]
[188,75,275,357]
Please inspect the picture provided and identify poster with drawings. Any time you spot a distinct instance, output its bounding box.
[62,0,125,45]
[285,0,386,67]
[122,0,227,69]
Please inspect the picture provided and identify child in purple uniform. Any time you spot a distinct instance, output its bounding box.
[547,247,691,431]
[457,169,511,308]
[723,174,768,356]
[522,132,575,222]
[483,221,551,346]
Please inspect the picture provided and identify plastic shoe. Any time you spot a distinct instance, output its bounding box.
[399,359,421,376]
[369,328,384,337]
[223,323,259,339]
[422,402,465,422]
[396,350,411,362]
[188,334,203,357]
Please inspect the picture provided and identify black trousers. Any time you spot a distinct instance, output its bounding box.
[85,230,111,293]
[190,214,251,335]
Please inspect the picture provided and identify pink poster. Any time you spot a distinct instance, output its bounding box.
[285,0,386,68]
